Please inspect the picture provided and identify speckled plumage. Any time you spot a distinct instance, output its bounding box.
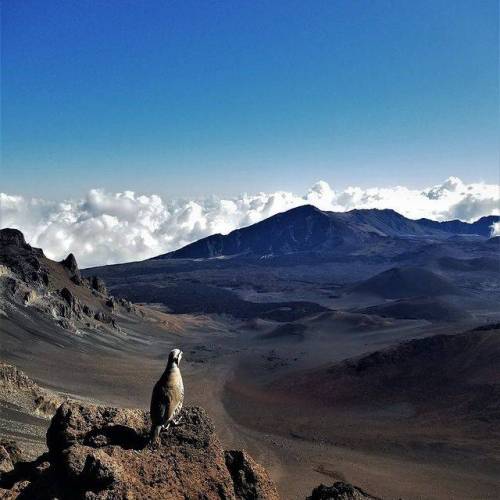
[150,349,184,444]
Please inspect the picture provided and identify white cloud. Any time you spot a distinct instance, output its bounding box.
[1,177,498,268]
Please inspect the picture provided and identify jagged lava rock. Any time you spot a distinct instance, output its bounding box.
[0,228,138,332]
[0,229,28,248]
[0,440,22,474]
[41,401,278,499]
[60,253,82,284]
[225,449,279,499]
[306,482,380,500]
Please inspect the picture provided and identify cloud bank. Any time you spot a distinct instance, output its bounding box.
[1,177,498,267]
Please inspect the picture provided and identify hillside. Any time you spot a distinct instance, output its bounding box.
[280,326,500,420]
[351,266,460,298]
[0,228,142,334]
[360,297,471,322]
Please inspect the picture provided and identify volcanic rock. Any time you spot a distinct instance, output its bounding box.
[0,229,138,333]
[60,253,82,284]
[0,229,27,249]
[1,400,279,499]
[307,482,379,500]
[0,440,22,474]
[87,276,108,295]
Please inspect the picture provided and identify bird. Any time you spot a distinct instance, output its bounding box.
[149,348,184,446]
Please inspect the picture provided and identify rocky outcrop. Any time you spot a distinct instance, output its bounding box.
[86,276,108,295]
[60,253,82,284]
[306,482,380,500]
[0,228,142,333]
[225,449,279,499]
[0,229,28,249]
[0,440,22,474]
[1,400,279,499]
[0,363,64,418]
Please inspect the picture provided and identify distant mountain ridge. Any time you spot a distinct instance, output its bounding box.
[154,205,498,260]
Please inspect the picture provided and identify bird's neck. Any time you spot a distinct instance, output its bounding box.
[162,363,179,378]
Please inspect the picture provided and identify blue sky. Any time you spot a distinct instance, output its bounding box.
[2,0,498,199]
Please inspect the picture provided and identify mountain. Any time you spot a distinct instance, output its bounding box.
[154,206,498,260]
[416,215,498,237]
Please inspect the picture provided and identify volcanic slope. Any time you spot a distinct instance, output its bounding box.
[157,206,497,260]
[350,266,460,299]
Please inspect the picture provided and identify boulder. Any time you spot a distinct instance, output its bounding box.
[0,400,280,499]
[60,253,82,284]
[307,482,380,500]
[225,449,278,499]
[0,445,14,474]
[88,276,108,295]
[46,402,148,454]
[60,287,75,308]
[0,229,27,248]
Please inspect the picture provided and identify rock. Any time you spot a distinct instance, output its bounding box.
[23,290,37,306]
[0,446,14,474]
[62,445,123,489]
[0,363,37,392]
[0,480,30,499]
[307,482,380,500]
[0,230,43,283]
[0,363,65,418]
[32,459,51,478]
[60,287,75,308]
[46,402,149,454]
[0,229,140,335]
[40,271,49,286]
[118,298,133,312]
[88,276,108,295]
[225,450,279,499]
[60,253,82,284]
[4,400,279,499]
[93,311,112,324]
[0,441,23,489]
[0,229,27,248]
[58,318,76,331]
[59,288,83,319]
[82,304,94,317]
[0,440,23,470]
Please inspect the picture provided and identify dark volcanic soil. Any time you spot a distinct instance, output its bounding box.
[351,266,460,299]
[223,325,500,499]
[359,296,472,321]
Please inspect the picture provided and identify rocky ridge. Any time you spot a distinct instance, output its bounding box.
[0,228,140,333]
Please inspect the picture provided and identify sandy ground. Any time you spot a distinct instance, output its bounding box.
[1,302,499,499]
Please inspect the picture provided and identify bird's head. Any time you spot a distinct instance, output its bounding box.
[168,348,183,367]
